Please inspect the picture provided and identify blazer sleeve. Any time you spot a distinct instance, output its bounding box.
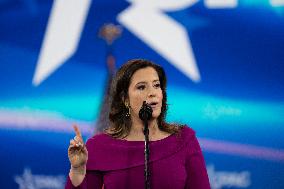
[185,133,211,189]
[65,170,103,189]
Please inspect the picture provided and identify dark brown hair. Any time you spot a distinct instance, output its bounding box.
[106,59,181,138]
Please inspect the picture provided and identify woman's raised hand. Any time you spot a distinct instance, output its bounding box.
[68,125,88,169]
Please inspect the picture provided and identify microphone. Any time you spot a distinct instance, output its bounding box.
[139,101,153,121]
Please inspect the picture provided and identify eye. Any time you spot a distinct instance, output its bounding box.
[137,85,145,90]
[154,83,161,88]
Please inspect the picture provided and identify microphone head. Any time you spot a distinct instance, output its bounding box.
[139,101,153,121]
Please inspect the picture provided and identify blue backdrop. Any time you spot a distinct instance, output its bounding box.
[1,0,284,188]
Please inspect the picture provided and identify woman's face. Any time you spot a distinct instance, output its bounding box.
[126,66,163,121]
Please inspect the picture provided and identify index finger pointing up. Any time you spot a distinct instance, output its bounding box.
[73,124,83,142]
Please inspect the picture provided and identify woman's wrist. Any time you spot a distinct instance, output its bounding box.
[69,165,86,187]
[70,165,86,175]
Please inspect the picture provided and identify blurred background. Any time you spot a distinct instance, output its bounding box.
[1,0,284,188]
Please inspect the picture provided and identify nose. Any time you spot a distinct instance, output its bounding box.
[147,86,156,98]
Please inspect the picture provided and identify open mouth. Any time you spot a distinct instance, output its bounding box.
[148,102,158,108]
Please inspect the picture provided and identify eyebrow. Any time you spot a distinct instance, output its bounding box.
[135,80,160,85]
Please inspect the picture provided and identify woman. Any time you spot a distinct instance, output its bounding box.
[66,59,210,188]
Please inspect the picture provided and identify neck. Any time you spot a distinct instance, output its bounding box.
[129,117,159,138]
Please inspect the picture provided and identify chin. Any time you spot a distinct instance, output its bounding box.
[152,111,161,119]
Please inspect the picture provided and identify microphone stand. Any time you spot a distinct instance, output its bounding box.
[139,101,152,189]
[143,117,150,189]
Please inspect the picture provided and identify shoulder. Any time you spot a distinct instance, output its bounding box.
[174,125,202,152]
[86,132,112,148]
[178,125,196,139]
[179,125,203,154]
[163,124,196,142]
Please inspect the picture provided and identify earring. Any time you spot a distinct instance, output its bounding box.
[125,103,131,118]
